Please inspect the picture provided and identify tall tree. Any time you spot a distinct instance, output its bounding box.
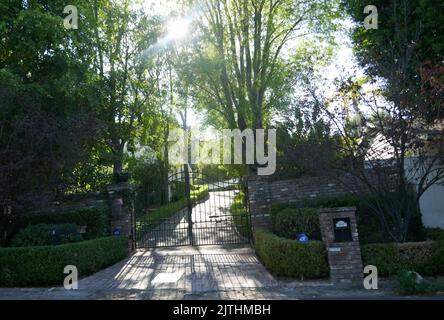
[89,0,162,177]
[190,0,339,130]
[343,0,444,121]
[0,0,103,211]
[334,0,444,241]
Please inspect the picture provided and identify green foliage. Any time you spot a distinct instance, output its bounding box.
[0,236,127,287]
[343,0,444,121]
[14,207,110,241]
[254,229,329,279]
[425,228,444,241]
[0,0,110,206]
[361,241,444,277]
[171,180,187,202]
[360,242,399,275]
[130,159,167,211]
[270,194,358,224]
[64,148,114,195]
[230,192,251,238]
[273,207,321,240]
[190,0,341,131]
[299,194,358,208]
[199,165,241,183]
[395,269,433,295]
[274,121,344,179]
[0,0,167,213]
[269,193,424,244]
[10,224,81,247]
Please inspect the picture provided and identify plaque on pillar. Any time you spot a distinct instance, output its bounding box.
[319,207,363,284]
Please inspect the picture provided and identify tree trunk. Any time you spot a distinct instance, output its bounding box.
[112,140,125,176]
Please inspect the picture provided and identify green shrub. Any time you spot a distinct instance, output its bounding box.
[396,269,433,295]
[361,241,444,277]
[269,193,424,244]
[254,228,328,279]
[0,236,127,287]
[360,242,399,275]
[273,207,320,240]
[300,194,359,208]
[10,223,81,247]
[269,195,359,239]
[230,192,251,238]
[15,207,110,240]
[171,180,187,201]
[269,203,294,224]
[425,228,444,241]
[270,195,358,222]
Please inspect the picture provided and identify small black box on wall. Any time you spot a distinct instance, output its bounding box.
[333,217,353,242]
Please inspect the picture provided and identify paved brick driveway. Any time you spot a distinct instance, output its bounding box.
[2,245,444,299]
[78,245,276,292]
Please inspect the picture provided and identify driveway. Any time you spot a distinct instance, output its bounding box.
[78,245,276,292]
[0,244,280,300]
[137,190,247,247]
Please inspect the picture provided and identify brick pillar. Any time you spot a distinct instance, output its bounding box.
[107,181,135,255]
[247,175,272,230]
[319,207,363,284]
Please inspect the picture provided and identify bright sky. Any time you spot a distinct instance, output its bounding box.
[133,0,182,15]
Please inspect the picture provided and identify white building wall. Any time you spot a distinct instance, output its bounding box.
[405,157,444,229]
[418,183,444,229]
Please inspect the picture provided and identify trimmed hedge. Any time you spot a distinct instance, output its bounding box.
[254,229,329,279]
[274,207,320,240]
[14,207,110,240]
[270,193,424,244]
[10,223,81,247]
[269,194,358,223]
[361,241,444,277]
[254,229,444,280]
[0,236,127,287]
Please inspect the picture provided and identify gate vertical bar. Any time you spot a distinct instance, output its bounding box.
[184,164,194,245]
[243,176,253,243]
[132,189,137,249]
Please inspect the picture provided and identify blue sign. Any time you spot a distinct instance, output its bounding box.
[296,233,309,243]
[112,227,121,236]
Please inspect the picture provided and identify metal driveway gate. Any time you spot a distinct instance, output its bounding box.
[133,167,251,248]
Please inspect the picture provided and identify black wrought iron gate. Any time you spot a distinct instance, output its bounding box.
[133,167,251,248]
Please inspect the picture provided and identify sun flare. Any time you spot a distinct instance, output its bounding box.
[166,18,189,40]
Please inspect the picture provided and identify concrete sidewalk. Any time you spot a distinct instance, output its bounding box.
[2,286,444,300]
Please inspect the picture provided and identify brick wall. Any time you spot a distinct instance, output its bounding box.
[319,207,363,284]
[246,174,371,230]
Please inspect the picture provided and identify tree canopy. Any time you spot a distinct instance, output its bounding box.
[0,0,442,244]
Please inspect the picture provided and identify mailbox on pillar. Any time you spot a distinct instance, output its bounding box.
[333,217,353,242]
[319,207,363,284]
